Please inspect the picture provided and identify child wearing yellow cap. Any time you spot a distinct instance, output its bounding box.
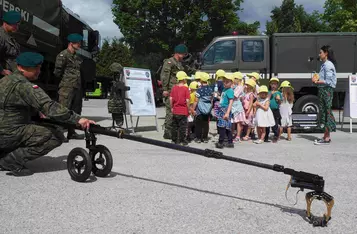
[265,77,283,142]
[231,72,246,142]
[279,81,295,141]
[242,79,256,141]
[253,85,275,144]
[215,74,235,148]
[194,71,202,88]
[193,72,214,143]
[212,69,226,140]
[246,72,261,96]
[187,81,198,141]
[170,71,190,145]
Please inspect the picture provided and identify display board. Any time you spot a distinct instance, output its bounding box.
[123,67,156,116]
[342,75,357,133]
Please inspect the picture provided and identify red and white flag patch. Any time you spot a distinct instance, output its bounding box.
[32,85,39,89]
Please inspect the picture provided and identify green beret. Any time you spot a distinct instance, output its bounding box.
[16,52,44,67]
[3,10,21,24]
[67,33,83,43]
[174,44,188,54]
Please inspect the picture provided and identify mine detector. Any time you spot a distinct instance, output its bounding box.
[0,0,101,99]
[35,68,335,227]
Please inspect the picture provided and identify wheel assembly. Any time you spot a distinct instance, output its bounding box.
[90,145,113,177]
[67,147,93,182]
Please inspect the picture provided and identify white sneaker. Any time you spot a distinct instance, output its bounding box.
[254,139,263,144]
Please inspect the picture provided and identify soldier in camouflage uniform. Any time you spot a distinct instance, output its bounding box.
[0,52,95,177]
[54,33,84,140]
[160,44,190,139]
[0,11,21,78]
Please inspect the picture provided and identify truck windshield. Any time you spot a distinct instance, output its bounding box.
[203,40,236,65]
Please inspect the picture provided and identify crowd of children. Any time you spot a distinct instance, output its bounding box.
[169,69,295,148]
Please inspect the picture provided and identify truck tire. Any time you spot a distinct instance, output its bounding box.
[293,95,319,113]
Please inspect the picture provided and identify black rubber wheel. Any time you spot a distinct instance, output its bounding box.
[293,95,320,113]
[90,145,113,177]
[67,147,93,182]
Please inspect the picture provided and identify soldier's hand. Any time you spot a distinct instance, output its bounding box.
[163,91,169,97]
[1,69,12,76]
[78,118,96,130]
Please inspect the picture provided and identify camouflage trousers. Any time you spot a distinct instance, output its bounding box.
[58,86,83,115]
[163,97,173,138]
[58,86,83,135]
[0,124,63,168]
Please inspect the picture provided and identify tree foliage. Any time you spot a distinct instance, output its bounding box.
[96,38,134,77]
[323,0,357,32]
[112,0,260,58]
[266,0,330,35]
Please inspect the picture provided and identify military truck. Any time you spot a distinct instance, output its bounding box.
[198,33,357,113]
[0,0,101,99]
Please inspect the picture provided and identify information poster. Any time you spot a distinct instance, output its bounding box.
[349,75,357,118]
[123,67,156,116]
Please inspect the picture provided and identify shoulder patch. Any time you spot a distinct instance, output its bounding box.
[167,61,171,64]
[32,85,39,89]
[59,54,64,57]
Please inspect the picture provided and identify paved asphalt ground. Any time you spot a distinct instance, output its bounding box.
[1,99,357,234]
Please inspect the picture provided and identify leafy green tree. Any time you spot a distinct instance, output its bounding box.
[96,38,134,77]
[266,0,330,35]
[112,0,259,61]
[323,0,357,32]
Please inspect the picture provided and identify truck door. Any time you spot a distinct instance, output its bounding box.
[200,38,239,74]
[273,36,317,78]
[238,37,269,78]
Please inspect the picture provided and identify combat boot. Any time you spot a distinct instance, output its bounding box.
[163,131,171,140]
[0,151,33,176]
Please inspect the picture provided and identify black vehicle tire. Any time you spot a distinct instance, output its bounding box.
[67,147,93,182]
[91,145,113,177]
[293,95,320,113]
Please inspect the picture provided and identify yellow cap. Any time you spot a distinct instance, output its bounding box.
[269,77,279,83]
[245,79,256,88]
[247,72,260,80]
[215,69,225,80]
[177,71,190,81]
[189,81,198,90]
[258,85,269,94]
[279,80,294,90]
[194,71,202,80]
[200,72,210,82]
[233,72,243,80]
[223,73,234,81]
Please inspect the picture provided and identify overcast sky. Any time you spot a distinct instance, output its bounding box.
[61,0,326,40]
[240,0,326,31]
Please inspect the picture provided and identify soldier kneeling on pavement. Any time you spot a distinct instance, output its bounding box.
[0,52,95,177]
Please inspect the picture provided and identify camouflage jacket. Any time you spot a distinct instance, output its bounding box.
[160,57,185,92]
[0,27,20,74]
[0,71,81,134]
[54,49,83,89]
